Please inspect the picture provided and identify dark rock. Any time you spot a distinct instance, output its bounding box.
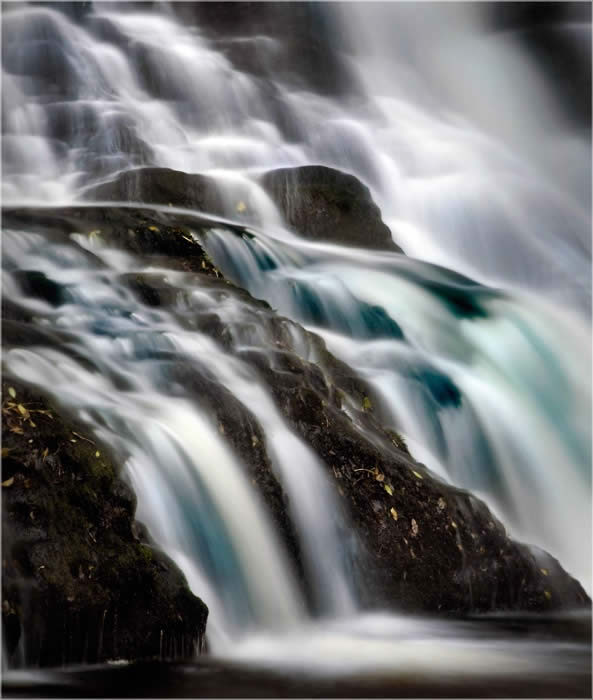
[260,165,403,252]
[3,205,588,622]
[84,168,226,219]
[169,2,355,97]
[1,378,208,667]
[485,3,591,131]
[84,165,402,253]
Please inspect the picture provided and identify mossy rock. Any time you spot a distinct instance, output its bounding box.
[1,380,208,667]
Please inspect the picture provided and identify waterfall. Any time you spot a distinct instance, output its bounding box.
[1,0,591,672]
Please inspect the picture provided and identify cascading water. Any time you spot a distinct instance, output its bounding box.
[1,0,591,686]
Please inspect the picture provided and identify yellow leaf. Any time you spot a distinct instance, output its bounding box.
[8,387,16,399]
[148,226,160,232]
[384,484,393,496]
[540,568,549,576]
[544,590,552,600]
[236,201,247,213]
[42,447,49,460]
[95,451,101,458]
[17,404,30,420]
[451,521,457,529]
[362,396,372,412]
[1,447,13,458]
[375,472,385,483]
[29,420,36,428]
[412,470,423,480]
[390,507,398,521]
[2,477,14,488]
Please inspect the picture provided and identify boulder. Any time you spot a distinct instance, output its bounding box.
[84,167,225,217]
[260,165,402,251]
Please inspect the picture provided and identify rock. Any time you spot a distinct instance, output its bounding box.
[84,168,225,218]
[3,206,588,622]
[85,165,402,253]
[260,165,403,251]
[169,3,355,97]
[1,377,208,667]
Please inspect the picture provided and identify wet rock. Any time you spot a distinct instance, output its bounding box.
[84,168,225,217]
[1,378,208,667]
[84,164,402,253]
[260,165,403,252]
[3,206,588,622]
[170,2,355,97]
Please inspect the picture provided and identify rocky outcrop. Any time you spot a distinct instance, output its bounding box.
[1,375,208,667]
[85,165,402,252]
[4,205,588,622]
[260,165,402,252]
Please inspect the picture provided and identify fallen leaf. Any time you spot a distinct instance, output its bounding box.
[8,387,16,399]
[2,477,14,487]
[412,470,423,480]
[95,451,101,458]
[375,472,385,483]
[384,484,393,496]
[544,590,552,600]
[148,225,160,232]
[1,447,13,458]
[411,518,419,536]
[390,507,398,521]
[17,404,30,420]
[540,568,549,576]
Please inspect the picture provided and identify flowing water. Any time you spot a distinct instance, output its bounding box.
[1,0,591,686]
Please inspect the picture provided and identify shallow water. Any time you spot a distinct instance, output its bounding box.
[4,613,591,698]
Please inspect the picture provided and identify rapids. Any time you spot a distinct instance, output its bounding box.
[1,0,591,682]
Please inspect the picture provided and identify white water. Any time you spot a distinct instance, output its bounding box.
[1,0,591,670]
